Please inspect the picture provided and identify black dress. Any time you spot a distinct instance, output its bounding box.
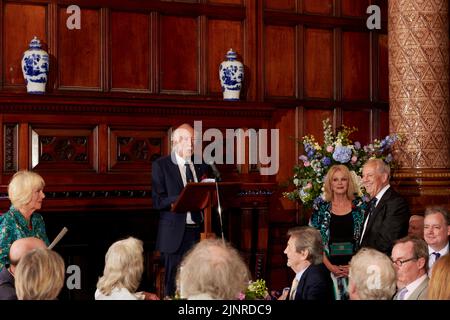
[328,212,354,265]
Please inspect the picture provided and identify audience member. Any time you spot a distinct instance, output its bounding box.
[0,237,46,300]
[0,170,50,269]
[152,123,210,297]
[95,237,159,300]
[309,165,367,300]
[391,236,428,300]
[15,248,65,300]
[427,254,450,300]
[348,247,396,300]
[359,159,410,254]
[177,238,250,300]
[408,215,424,239]
[279,226,334,300]
[423,206,449,274]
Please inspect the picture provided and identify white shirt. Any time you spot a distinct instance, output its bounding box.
[427,242,449,275]
[95,287,145,300]
[174,152,198,224]
[402,273,428,300]
[360,184,391,244]
[374,184,390,207]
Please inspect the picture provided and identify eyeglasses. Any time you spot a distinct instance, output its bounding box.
[391,257,417,267]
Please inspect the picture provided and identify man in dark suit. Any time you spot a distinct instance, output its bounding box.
[279,226,334,301]
[359,158,410,255]
[152,123,210,298]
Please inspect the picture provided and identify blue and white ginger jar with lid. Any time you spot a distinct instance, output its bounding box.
[219,49,244,101]
[21,36,49,94]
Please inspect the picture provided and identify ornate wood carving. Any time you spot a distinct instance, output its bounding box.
[110,128,167,171]
[31,126,97,171]
[3,124,18,173]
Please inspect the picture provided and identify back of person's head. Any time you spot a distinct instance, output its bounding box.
[8,237,47,270]
[287,226,323,265]
[96,237,144,296]
[178,239,250,300]
[349,248,396,300]
[15,248,65,300]
[428,254,450,300]
[7,170,45,209]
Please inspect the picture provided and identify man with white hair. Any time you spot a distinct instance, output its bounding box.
[408,215,424,239]
[152,123,211,298]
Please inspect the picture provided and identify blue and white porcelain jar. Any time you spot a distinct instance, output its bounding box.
[219,49,244,101]
[21,36,49,94]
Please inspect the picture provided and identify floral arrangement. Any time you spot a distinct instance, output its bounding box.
[239,279,270,300]
[283,118,399,209]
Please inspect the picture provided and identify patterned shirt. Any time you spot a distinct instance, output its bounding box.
[309,198,367,256]
[0,206,50,269]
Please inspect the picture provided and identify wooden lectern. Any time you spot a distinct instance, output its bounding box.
[172,182,240,240]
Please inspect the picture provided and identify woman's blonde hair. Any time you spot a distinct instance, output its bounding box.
[323,165,358,202]
[96,237,144,296]
[8,170,45,209]
[428,254,450,300]
[15,248,65,300]
[178,239,250,300]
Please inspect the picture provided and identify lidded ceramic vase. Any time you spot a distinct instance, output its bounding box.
[21,36,49,94]
[219,49,244,101]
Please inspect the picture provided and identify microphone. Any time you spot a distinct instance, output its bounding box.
[209,162,222,182]
[208,162,225,243]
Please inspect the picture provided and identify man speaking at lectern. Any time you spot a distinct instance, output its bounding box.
[152,123,210,298]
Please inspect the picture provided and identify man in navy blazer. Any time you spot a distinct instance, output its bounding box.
[152,124,210,298]
[359,158,410,255]
[279,226,334,301]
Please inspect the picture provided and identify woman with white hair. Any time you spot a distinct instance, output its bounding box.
[0,170,49,270]
[95,237,159,300]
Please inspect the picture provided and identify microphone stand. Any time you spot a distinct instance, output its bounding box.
[213,176,225,244]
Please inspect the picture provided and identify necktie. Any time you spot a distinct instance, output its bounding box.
[397,287,408,300]
[433,252,441,262]
[359,197,378,244]
[366,197,378,220]
[289,278,299,300]
[185,163,194,183]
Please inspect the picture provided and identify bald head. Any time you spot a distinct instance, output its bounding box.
[9,237,47,268]
[172,124,194,159]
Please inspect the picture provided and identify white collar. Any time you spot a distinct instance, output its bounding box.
[175,152,189,166]
[374,184,390,206]
[428,242,449,256]
[403,273,428,300]
[295,263,311,281]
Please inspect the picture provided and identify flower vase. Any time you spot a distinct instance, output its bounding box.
[21,36,49,94]
[219,49,244,101]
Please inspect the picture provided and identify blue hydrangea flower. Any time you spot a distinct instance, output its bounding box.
[321,157,331,167]
[332,146,352,163]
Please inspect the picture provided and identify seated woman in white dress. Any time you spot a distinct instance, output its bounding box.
[95,237,159,300]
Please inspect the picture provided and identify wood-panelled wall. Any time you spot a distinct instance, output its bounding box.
[0,0,389,297]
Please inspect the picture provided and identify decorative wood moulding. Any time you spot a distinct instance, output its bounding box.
[264,11,387,32]
[58,0,246,20]
[392,168,450,197]
[0,94,275,118]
